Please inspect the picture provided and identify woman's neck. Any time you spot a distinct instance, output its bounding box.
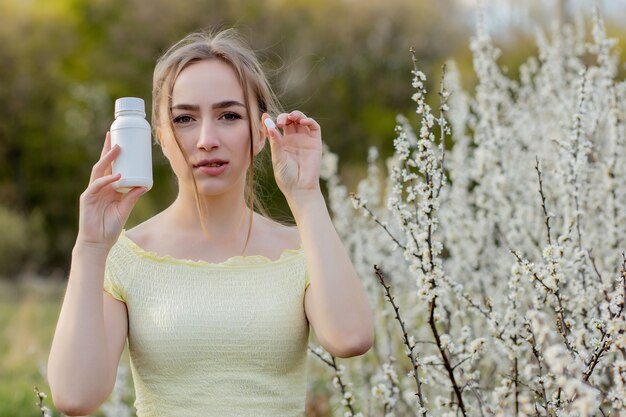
[165,186,252,242]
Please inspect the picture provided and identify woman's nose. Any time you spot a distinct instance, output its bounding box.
[197,120,220,150]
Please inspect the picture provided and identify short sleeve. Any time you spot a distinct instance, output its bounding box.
[104,268,126,302]
[103,252,126,302]
[304,264,311,291]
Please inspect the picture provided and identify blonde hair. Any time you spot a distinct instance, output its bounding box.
[152,29,281,247]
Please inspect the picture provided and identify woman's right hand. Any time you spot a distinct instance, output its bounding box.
[76,131,147,251]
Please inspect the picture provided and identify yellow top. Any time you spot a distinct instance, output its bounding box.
[104,231,310,417]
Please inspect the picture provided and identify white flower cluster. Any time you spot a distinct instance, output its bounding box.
[33,387,52,417]
[310,5,626,417]
[370,361,401,415]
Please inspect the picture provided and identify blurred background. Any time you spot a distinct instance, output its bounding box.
[0,0,624,415]
[0,0,624,279]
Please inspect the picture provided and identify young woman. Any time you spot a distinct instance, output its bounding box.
[47,29,373,417]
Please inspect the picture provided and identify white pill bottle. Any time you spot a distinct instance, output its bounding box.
[110,97,153,193]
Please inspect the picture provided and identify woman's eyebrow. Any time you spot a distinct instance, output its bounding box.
[170,100,245,111]
[212,100,245,109]
[171,103,199,111]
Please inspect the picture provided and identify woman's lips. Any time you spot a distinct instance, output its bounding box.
[194,161,228,176]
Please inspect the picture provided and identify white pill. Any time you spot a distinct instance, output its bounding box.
[264,118,276,129]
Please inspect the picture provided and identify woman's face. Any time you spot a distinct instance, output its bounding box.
[161,59,264,196]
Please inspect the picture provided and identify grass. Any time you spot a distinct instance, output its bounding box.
[0,278,65,417]
[0,278,136,417]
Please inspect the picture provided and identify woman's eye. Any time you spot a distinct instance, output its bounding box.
[221,112,242,121]
[173,115,193,124]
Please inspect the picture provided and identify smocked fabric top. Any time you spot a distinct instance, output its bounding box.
[103,230,310,417]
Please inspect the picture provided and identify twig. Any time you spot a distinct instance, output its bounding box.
[511,250,577,356]
[588,251,612,316]
[535,157,552,246]
[428,297,467,416]
[514,354,519,417]
[469,386,487,417]
[375,265,427,416]
[525,322,549,410]
[383,356,401,416]
[33,387,49,417]
[568,70,590,290]
[570,70,587,256]
[436,62,449,199]
[452,356,472,371]
[308,347,358,416]
[606,83,622,252]
[583,253,626,382]
[582,332,610,383]
[620,252,626,314]
[351,193,411,254]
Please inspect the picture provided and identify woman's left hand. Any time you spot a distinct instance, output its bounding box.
[263,111,322,199]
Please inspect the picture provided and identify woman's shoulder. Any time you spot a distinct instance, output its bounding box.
[251,214,301,258]
[123,213,167,248]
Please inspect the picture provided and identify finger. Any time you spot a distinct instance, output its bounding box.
[118,186,149,214]
[262,114,282,142]
[263,117,284,158]
[276,111,306,127]
[278,113,301,135]
[262,113,276,131]
[297,117,321,133]
[287,111,307,122]
[90,144,121,183]
[99,131,112,160]
[280,111,312,135]
[275,112,289,128]
[85,172,121,197]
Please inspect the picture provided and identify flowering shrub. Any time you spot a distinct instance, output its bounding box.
[312,7,625,417]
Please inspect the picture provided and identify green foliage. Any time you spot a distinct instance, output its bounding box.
[0,206,46,279]
[0,0,467,275]
[1,0,625,275]
[0,380,45,417]
[0,280,64,416]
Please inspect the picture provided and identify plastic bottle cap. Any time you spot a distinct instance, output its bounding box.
[115,97,146,118]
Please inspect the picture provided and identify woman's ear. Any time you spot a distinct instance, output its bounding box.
[253,126,267,156]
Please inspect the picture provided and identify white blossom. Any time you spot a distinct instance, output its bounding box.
[312,6,626,417]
